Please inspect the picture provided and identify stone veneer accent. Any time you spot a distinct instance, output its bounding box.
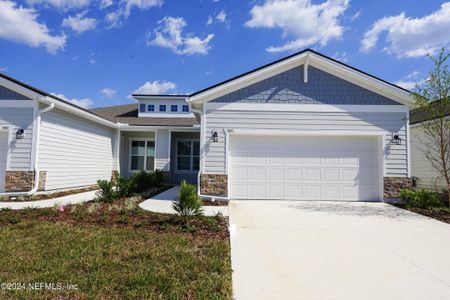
[384,177,413,198]
[5,171,47,192]
[200,174,228,197]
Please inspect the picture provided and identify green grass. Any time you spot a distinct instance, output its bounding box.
[0,221,232,299]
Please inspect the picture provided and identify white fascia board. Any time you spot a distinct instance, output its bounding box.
[189,50,414,107]
[138,112,195,118]
[206,103,409,113]
[0,77,42,100]
[134,95,189,101]
[117,125,200,132]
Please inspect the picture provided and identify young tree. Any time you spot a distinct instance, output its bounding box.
[413,48,450,204]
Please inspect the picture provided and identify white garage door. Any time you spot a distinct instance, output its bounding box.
[230,135,381,201]
[0,131,8,192]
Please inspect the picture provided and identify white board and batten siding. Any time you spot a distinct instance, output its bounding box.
[38,107,117,190]
[155,129,170,171]
[411,126,448,191]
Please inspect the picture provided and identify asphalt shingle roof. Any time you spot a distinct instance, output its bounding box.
[90,104,199,127]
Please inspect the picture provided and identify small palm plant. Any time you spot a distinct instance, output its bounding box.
[172,180,203,227]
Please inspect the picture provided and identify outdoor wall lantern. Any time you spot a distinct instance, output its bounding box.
[15,128,24,140]
[393,134,401,145]
[212,130,219,143]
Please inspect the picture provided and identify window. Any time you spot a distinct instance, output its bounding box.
[171,105,178,112]
[130,140,155,172]
[147,104,155,112]
[159,105,166,112]
[139,104,146,113]
[176,140,200,172]
[182,105,189,112]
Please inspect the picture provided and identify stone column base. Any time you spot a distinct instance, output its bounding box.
[384,177,413,198]
[200,174,228,197]
[5,171,47,192]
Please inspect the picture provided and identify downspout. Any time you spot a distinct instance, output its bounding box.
[189,101,228,201]
[0,100,55,196]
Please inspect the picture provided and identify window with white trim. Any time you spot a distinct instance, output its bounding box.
[182,105,189,112]
[130,140,155,171]
[176,140,200,172]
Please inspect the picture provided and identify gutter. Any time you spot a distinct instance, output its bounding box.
[189,101,229,202]
[0,99,55,197]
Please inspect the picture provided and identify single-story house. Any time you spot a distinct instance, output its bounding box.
[410,102,450,191]
[0,49,416,201]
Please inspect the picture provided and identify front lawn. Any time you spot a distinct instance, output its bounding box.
[0,199,232,299]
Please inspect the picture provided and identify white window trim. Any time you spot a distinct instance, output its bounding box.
[175,139,200,173]
[128,138,155,173]
[170,104,178,112]
[159,105,167,112]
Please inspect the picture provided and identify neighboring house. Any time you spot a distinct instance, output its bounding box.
[0,49,416,201]
[410,103,450,191]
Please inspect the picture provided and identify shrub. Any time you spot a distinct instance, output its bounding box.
[151,169,166,187]
[95,179,117,203]
[172,180,203,226]
[131,171,153,193]
[116,176,136,198]
[400,189,444,209]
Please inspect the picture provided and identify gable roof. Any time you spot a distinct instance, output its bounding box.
[0,72,117,128]
[186,49,415,107]
[90,104,198,127]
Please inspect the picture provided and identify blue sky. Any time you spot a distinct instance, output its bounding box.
[0,0,449,108]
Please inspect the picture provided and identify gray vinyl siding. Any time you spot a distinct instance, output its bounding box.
[0,86,31,100]
[0,107,34,170]
[39,107,115,190]
[155,129,169,171]
[120,131,155,177]
[411,126,448,191]
[170,132,200,184]
[204,106,408,177]
[212,66,401,105]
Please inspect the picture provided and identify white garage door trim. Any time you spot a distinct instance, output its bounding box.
[227,132,385,201]
[0,129,11,192]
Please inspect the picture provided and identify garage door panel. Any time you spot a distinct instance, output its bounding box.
[230,135,381,201]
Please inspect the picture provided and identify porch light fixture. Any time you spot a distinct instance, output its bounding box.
[212,130,219,143]
[15,128,24,140]
[393,134,401,145]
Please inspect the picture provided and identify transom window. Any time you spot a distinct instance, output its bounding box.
[176,140,200,172]
[130,140,155,172]
[159,105,166,112]
[171,105,178,112]
[147,104,155,112]
[182,105,189,112]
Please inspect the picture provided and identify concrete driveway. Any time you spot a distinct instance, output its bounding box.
[229,201,450,300]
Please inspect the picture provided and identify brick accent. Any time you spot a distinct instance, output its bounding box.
[5,171,47,192]
[200,174,228,197]
[384,177,413,198]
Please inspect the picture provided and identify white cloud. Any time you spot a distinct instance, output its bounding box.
[106,0,163,28]
[332,51,348,63]
[361,2,450,58]
[207,10,228,26]
[89,52,97,64]
[395,71,424,90]
[26,0,90,10]
[148,17,214,55]
[100,0,113,9]
[100,87,117,98]
[246,0,349,53]
[0,1,66,54]
[0,66,7,72]
[52,93,93,108]
[132,81,176,95]
[350,10,361,21]
[207,15,213,25]
[62,12,97,34]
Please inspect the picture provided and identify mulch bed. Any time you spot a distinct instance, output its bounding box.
[0,186,229,240]
[1,186,98,202]
[392,203,450,224]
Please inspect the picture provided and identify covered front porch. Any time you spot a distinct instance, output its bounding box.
[118,128,200,184]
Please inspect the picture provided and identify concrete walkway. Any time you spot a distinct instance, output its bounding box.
[139,186,228,216]
[0,190,97,210]
[229,200,450,300]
